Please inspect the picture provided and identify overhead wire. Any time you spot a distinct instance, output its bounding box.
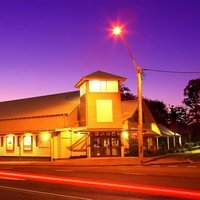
[143,68,200,74]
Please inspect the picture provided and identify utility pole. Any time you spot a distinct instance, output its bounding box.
[112,25,144,163]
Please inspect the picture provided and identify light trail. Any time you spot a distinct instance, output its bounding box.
[0,176,25,181]
[0,170,199,199]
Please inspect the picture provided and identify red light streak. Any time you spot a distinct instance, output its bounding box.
[0,170,199,199]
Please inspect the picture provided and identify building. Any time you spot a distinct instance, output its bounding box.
[0,70,181,161]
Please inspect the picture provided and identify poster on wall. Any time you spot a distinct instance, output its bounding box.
[6,136,14,151]
[23,135,32,151]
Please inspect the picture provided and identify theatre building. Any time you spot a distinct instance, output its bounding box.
[0,71,181,161]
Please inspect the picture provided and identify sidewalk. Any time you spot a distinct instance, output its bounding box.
[0,154,195,166]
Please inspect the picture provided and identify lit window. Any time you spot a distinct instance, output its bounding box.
[6,135,14,151]
[23,135,32,151]
[107,81,118,92]
[96,99,113,122]
[80,83,86,96]
[89,80,118,93]
[89,80,101,92]
[100,81,107,92]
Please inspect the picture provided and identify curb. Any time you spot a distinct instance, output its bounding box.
[0,160,192,167]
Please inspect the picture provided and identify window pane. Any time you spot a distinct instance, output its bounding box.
[6,136,14,151]
[23,135,32,151]
[100,81,106,92]
[96,99,113,122]
[89,80,100,92]
[80,83,86,96]
[107,81,118,92]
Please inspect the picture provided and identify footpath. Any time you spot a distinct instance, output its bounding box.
[0,153,200,166]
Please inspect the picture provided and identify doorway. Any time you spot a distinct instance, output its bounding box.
[91,132,121,157]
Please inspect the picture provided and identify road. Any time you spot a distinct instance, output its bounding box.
[0,163,200,200]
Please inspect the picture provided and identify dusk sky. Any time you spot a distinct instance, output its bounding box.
[0,0,200,106]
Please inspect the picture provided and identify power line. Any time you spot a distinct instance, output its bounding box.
[143,68,200,74]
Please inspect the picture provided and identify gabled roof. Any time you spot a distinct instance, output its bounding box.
[121,100,161,135]
[121,100,181,137]
[121,100,138,121]
[121,99,155,123]
[0,91,80,120]
[75,70,126,88]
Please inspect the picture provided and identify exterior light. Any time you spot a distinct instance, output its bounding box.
[41,132,50,141]
[122,131,129,139]
[112,25,122,36]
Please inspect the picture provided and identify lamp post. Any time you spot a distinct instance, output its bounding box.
[112,25,143,163]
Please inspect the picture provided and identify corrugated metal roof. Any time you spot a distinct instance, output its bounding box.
[0,91,80,119]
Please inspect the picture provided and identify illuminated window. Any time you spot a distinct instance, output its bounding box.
[107,81,118,92]
[100,81,106,92]
[89,80,118,93]
[96,99,113,122]
[23,135,32,151]
[89,80,101,92]
[80,82,86,96]
[6,135,14,151]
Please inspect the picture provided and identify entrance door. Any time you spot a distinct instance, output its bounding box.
[91,132,121,157]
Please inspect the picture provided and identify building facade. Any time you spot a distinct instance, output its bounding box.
[0,71,181,161]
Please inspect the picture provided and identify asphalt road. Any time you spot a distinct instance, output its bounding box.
[0,164,200,200]
[0,180,180,200]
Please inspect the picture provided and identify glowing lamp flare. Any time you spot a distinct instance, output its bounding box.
[112,26,122,35]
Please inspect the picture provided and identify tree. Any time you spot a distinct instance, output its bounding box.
[167,106,190,141]
[183,78,200,124]
[120,84,136,101]
[169,106,189,124]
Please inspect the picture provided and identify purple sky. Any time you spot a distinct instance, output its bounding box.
[0,0,200,106]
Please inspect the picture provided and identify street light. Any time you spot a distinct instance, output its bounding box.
[112,25,144,163]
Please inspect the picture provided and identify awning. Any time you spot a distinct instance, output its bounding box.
[73,127,123,133]
[157,124,181,137]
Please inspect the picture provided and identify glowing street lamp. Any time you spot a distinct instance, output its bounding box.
[112,26,122,35]
[112,25,144,163]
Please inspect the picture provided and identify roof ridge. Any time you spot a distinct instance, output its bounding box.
[75,70,126,88]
